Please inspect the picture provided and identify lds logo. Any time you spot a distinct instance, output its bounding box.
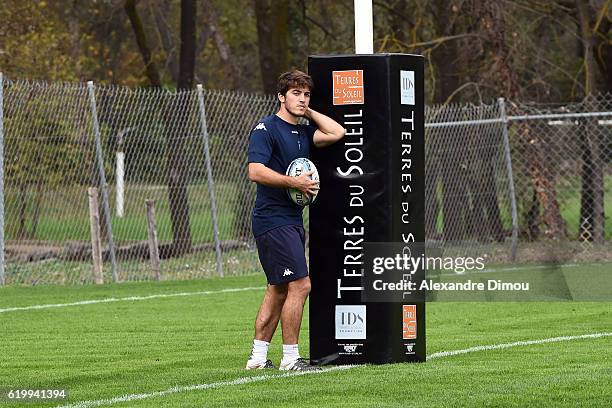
[335,305,366,339]
[340,311,363,325]
[400,70,415,106]
[343,345,358,353]
[254,123,266,131]
[406,344,414,353]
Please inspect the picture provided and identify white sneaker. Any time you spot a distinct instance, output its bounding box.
[279,357,321,371]
[245,359,276,370]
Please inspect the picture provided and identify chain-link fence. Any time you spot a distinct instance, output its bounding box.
[425,96,612,263]
[0,75,610,285]
[425,100,514,261]
[507,97,612,250]
[0,77,279,284]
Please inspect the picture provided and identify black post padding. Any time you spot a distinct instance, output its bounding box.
[308,54,425,364]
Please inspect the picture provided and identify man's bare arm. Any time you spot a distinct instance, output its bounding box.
[305,108,346,148]
[248,163,319,195]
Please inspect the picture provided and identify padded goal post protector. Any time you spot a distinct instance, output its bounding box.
[308,54,425,364]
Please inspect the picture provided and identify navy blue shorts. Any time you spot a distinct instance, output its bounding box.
[255,225,308,285]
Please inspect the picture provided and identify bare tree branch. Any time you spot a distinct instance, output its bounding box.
[305,15,337,40]
[202,0,240,88]
[149,0,179,83]
[124,0,162,86]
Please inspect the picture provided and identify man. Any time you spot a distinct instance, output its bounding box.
[246,70,345,371]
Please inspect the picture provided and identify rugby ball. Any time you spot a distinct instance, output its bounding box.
[286,158,319,206]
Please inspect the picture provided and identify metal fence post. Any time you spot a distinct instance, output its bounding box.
[87,81,118,282]
[0,73,5,286]
[498,98,519,261]
[196,85,224,277]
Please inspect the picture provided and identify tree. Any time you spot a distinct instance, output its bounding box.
[575,0,611,94]
[167,0,196,255]
[474,0,567,240]
[203,0,241,88]
[429,1,469,242]
[254,0,289,93]
[125,0,194,255]
[125,0,162,86]
[149,0,180,83]
[575,0,610,242]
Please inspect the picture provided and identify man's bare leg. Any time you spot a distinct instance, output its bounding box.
[279,276,318,370]
[247,283,287,369]
[254,283,288,342]
[280,276,311,344]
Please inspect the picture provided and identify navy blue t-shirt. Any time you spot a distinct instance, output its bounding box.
[248,114,317,237]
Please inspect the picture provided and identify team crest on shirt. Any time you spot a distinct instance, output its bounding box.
[254,122,267,131]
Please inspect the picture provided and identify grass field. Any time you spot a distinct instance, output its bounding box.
[1,265,611,407]
[4,249,261,285]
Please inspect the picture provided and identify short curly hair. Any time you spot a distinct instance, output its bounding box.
[276,70,314,96]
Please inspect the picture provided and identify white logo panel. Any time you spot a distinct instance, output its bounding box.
[335,305,366,339]
[400,70,415,105]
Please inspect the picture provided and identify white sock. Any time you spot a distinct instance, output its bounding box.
[249,339,270,363]
[281,344,300,365]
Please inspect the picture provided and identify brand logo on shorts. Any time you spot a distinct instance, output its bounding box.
[343,345,357,353]
[254,123,267,131]
[283,268,294,277]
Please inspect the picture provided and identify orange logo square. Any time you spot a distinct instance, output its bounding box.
[332,70,364,105]
[402,305,417,339]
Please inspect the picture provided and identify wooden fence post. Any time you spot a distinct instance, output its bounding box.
[88,187,104,284]
[146,199,161,281]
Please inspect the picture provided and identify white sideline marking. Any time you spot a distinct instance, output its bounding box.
[54,332,612,408]
[55,366,354,408]
[428,332,612,359]
[0,287,264,314]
